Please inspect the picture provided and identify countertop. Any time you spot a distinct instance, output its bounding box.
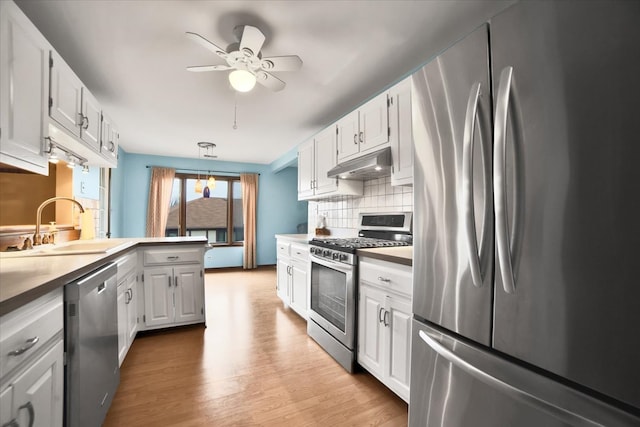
[0,237,207,316]
[357,246,413,266]
[274,234,311,244]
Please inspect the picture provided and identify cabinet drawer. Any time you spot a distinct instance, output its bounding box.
[290,243,309,262]
[116,250,138,281]
[0,289,63,379]
[359,258,412,297]
[143,247,202,266]
[276,241,290,258]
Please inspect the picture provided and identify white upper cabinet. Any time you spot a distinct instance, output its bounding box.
[297,139,315,199]
[389,77,413,186]
[100,113,119,164]
[313,126,339,196]
[0,0,50,175]
[80,87,102,151]
[49,52,82,138]
[336,91,390,162]
[298,126,362,200]
[49,52,103,153]
[1,1,118,171]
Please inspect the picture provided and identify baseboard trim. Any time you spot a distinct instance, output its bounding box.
[205,264,276,273]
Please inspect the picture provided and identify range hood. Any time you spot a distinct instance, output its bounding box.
[327,147,392,180]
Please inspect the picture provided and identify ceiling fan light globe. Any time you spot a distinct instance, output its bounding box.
[229,69,257,92]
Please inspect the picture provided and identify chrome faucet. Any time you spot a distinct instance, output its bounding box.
[34,197,85,245]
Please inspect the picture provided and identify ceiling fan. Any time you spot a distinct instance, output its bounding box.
[186,25,303,92]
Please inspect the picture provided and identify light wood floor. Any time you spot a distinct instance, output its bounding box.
[104,267,408,426]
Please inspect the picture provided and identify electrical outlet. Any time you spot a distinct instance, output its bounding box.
[80,181,86,194]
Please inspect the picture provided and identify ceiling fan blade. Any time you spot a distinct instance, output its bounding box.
[185,32,228,59]
[238,25,266,57]
[256,71,286,92]
[260,55,303,72]
[186,65,232,72]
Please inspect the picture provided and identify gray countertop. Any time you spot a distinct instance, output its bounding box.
[0,237,207,316]
[274,234,311,244]
[357,246,413,266]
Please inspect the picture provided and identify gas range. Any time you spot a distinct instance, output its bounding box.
[309,212,412,265]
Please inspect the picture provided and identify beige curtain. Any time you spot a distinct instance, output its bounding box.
[146,167,175,237]
[240,173,258,269]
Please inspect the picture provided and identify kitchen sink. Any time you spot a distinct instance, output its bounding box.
[0,240,131,258]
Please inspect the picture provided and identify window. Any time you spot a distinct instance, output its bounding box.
[164,174,243,246]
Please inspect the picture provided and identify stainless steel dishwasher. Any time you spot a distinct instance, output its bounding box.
[65,262,119,427]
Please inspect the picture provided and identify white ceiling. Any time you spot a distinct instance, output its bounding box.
[16,0,513,165]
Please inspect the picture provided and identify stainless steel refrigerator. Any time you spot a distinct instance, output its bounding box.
[410,2,640,426]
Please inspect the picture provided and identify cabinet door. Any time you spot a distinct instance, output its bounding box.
[80,87,101,152]
[336,110,359,161]
[276,258,290,303]
[357,285,385,378]
[143,267,173,327]
[297,139,315,199]
[13,340,64,427]
[359,91,389,153]
[385,294,412,402]
[289,259,308,319]
[173,266,203,324]
[126,275,138,346]
[116,282,128,366]
[390,78,413,186]
[314,126,338,195]
[49,52,82,137]
[0,385,13,426]
[0,1,49,175]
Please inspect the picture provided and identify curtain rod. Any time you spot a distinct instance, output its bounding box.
[145,165,260,176]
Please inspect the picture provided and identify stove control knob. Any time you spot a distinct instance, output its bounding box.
[332,252,340,260]
[339,253,349,262]
[323,250,331,257]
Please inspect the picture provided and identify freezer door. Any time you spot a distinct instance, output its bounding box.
[412,25,494,345]
[409,320,640,427]
[490,1,640,410]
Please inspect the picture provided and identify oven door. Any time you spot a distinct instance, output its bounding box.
[309,253,356,349]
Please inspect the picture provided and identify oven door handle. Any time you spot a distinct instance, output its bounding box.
[310,254,353,273]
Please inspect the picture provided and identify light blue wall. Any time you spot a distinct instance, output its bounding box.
[72,164,100,200]
[109,150,307,267]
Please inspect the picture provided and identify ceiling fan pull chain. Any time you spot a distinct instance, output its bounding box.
[233,95,238,130]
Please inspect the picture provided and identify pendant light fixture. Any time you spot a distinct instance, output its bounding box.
[197,142,217,197]
[195,144,203,194]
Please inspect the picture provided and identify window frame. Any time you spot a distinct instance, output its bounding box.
[171,173,243,247]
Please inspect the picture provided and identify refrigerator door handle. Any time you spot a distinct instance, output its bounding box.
[494,66,517,294]
[418,328,638,427]
[462,81,490,288]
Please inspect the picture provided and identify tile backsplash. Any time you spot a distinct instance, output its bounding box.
[308,176,413,232]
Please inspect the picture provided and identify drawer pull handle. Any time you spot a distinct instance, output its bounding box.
[378,276,391,283]
[8,336,39,356]
[18,402,34,427]
[167,256,180,261]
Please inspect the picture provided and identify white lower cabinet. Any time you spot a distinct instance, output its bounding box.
[116,251,138,366]
[117,273,138,366]
[140,245,205,330]
[358,257,412,402]
[0,289,64,427]
[276,239,309,320]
